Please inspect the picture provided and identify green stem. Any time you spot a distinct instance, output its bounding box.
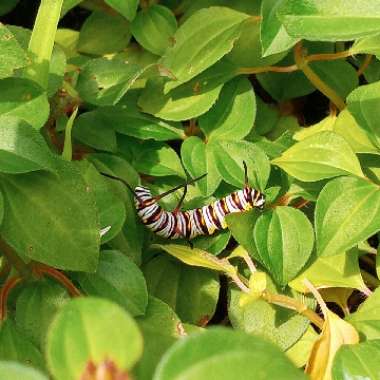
[62,106,78,161]
[24,0,64,89]
[294,42,346,111]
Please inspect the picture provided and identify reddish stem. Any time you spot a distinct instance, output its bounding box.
[33,264,81,297]
[0,276,22,320]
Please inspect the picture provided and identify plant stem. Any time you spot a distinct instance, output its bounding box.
[0,238,30,278]
[357,54,373,77]
[0,276,22,320]
[237,64,299,75]
[262,290,324,329]
[294,42,346,111]
[305,50,352,63]
[24,0,64,88]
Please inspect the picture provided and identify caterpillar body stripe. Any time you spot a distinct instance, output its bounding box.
[134,185,265,240]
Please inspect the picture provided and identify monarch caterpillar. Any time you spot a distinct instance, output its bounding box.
[101,162,265,241]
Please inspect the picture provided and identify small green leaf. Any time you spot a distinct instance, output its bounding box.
[315,176,380,257]
[0,361,48,380]
[332,339,380,379]
[131,5,177,56]
[133,141,186,178]
[347,80,380,150]
[143,255,220,324]
[62,106,78,161]
[76,58,145,107]
[138,60,236,121]
[272,131,365,181]
[76,250,148,316]
[0,23,28,79]
[0,319,44,370]
[105,0,139,21]
[211,140,270,191]
[0,159,100,271]
[346,288,380,340]
[135,297,182,380]
[181,136,221,196]
[154,327,307,380]
[77,11,131,55]
[253,206,314,285]
[278,0,380,41]
[199,77,255,141]
[0,78,49,130]
[260,0,298,57]
[15,279,69,349]
[0,116,57,174]
[46,297,143,380]
[161,6,249,92]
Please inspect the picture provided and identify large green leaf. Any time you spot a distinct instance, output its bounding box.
[278,0,380,41]
[161,6,249,92]
[181,136,221,196]
[0,362,48,380]
[143,255,220,325]
[105,0,139,21]
[347,80,380,150]
[135,297,182,380]
[332,339,380,379]
[260,0,298,57]
[131,5,177,56]
[46,297,143,380]
[315,176,380,257]
[154,327,307,380]
[75,250,148,317]
[0,159,100,271]
[0,23,28,79]
[0,116,57,174]
[199,77,255,141]
[253,206,314,286]
[272,131,365,182]
[0,78,49,130]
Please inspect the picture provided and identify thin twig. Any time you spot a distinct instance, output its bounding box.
[0,276,22,320]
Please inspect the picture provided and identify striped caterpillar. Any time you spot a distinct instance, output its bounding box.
[101,162,265,241]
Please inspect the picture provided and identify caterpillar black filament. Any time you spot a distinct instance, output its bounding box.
[101,162,265,240]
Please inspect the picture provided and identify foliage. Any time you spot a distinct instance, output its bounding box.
[0,0,380,379]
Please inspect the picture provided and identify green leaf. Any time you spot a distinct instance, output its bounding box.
[138,60,236,121]
[181,136,221,196]
[105,0,139,21]
[154,327,307,380]
[73,110,117,153]
[278,0,380,41]
[75,250,148,317]
[346,288,380,340]
[289,251,366,293]
[0,319,44,370]
[0,116,57,174]
[253,206,314,285]
[0,23,28,79]
[131,5,177,56]
[143,255,220,324]
[93,106,185,141]
[79,162,126,243]
[199,77,255,141]
[161,6,249,92]
[192,229,231,255]
[211,140,270,191]
[226,18,288,67]
[133,141,186,178]
[0,78,49,130]
[76,58,144,107]
[347,80,380,150]
[0,361,48,380]
[77,11,131,55]
[135,297,182,380]
[15,279,69,349]
[229,286,310,351]
[272,131,365,182]
[46,297,143,380]
[260,0,298,57]
[0,159,100,271]
[332,339,380,379]
[351,33,380,58]
[0,189,3,225]
[315,176,380,257]
[0,0,20,16]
